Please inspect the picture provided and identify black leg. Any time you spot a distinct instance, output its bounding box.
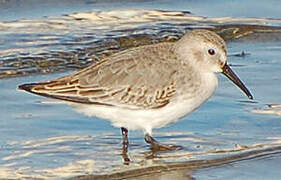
[121,127,130,164]
[145,133,181,152]
[121,127,129,148]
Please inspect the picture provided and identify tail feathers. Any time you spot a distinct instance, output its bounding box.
[18,82,92,104]
[18,82,114,106]
[18,83,39,92]
[18,82,49,93]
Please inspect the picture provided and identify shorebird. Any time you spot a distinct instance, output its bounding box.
[19,29,253,154]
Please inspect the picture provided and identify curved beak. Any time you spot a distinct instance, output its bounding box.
[222,64,253,100]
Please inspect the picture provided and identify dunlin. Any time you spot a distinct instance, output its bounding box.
[19,29,253,153]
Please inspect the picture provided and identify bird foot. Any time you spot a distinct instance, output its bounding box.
[145,133,182,152]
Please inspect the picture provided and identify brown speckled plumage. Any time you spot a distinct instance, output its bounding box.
[19,42,194,109]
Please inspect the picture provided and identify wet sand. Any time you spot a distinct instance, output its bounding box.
[1,1,281,180]
[72,146,281,180]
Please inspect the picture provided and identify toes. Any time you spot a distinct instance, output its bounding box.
[151,143,181,152]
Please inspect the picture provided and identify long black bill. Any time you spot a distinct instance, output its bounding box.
[222,64,253,100]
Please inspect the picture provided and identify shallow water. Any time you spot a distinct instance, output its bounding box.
[0,1,281,179]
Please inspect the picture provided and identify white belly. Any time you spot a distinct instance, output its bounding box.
[72,72,218,135]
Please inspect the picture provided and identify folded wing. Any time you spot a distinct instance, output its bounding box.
[19,43,179,109]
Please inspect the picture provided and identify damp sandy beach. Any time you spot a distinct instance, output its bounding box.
[0,0,281,179]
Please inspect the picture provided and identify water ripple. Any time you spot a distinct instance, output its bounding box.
[1,9,281,78]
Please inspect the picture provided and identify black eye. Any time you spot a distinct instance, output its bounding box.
[208,49,215,55]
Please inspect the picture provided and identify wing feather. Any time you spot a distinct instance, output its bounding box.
[19,43,180,109]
